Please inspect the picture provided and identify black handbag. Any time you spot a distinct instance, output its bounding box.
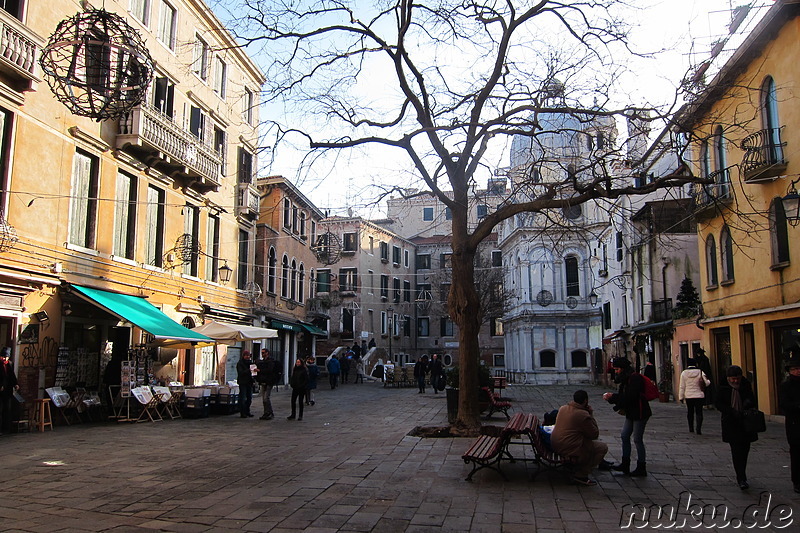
[742,408,766,433]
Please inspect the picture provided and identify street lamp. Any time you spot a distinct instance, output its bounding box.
[783,179,800,227]
[589,291,599,306]
[387,306,394,365]
[218,261,233,284]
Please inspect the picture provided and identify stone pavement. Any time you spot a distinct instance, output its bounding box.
[0,382,797,532]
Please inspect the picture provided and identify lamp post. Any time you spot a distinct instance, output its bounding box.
[218,261,233,284]
[387,306,394,365]
[783,179,800,226]
[589,290,599,306]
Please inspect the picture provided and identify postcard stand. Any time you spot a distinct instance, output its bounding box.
[131,386,162,422]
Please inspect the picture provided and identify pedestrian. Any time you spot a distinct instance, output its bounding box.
[236,350,255,418]
[715,365,758,489]
[352,342,361,359]
[414,355,429,393]
[551,389,610,486]
[355,356,365,384]
[0,347,19,435]
[256,349,278,420]
[642,361,656,383]
[679,358,710,434]
[779,349,800,494]
[602,357,651,477]
[327,354,340,389]
[361,339,368,354]
[287,358,308,421]
[368,337,376,349]
[341,348,353,384]
[306,357,319,406]
[429,354,444,393]
[694,347,715,406]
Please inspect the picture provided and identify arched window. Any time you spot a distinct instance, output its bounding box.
[565,256,580,296]
[267,247,277,294]
[290,259,297,300]
[540,349,556,368]
[714,126,729,196]
[309,268,315,297]
[281,255,289,297]
[762,76,783,163]
[705,235,718,287]
[283,198,291,228]
[699,140,711,178]
[720,226,734,283]
[570,350,587,368]
[298,264,305,303]
[770,198,790,266]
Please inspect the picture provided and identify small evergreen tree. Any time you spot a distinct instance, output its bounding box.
[674,277,700,319]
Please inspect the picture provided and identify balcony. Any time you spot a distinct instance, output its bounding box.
[651,298,673,323]
[236,183,259,219]
[694,168,733,219]
[741,127,787,182]
[117,104,222,192]
[0,9,43,94]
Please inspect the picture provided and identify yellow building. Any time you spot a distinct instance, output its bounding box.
[0,0,265,399]
[677,0,800,414]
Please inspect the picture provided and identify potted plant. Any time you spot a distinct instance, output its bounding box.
[658,359,674,402]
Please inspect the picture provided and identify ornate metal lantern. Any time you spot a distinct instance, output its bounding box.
[0,216,18,253]
[173,234,201,264]
[39,9,154,120]
[312,231,342,265]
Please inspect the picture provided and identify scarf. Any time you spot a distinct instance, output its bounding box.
[730,381,742,412]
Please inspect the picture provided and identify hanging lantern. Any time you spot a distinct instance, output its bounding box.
[0,215,18,253]
[312,231,342,265]
[244,281,262,303]
[39,9,154,120]
[173,234,201,264]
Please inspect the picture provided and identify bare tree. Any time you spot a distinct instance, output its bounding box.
[226,0,701,431]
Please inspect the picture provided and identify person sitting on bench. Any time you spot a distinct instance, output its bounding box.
[551,389,610,486]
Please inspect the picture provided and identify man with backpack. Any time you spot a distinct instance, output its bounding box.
[602,357,652,477]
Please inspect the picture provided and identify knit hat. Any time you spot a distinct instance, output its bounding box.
[0,347,10,358]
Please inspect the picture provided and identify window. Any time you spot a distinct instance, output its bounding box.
[602,302,611,330]
[440,283,450,303]
[243,88,254,125]
[761,76,783,162]
[416,253,431,270]
[281,255,290,297]
[131,0,150,24]
[193,35,210,80]
[706,235,718,287]
[380,274,389,299]
[369,236,374,253]
[311,221,317,247]
[214,57,227,98]
[540,350,556,368]
[477,204,488,219]
[113,171,137,259]
[183,205,200,276]
[342,309,354,338]
[290,259,298,300]
[571,350,588,368]
[145,185,164,267]
[238,229,249,289]
[292,206,299,233]
[392,245,401,265]
[622,294,629,326]
[157,0,177,50]
[298,264,305,303]
[299,212,307,240]
[379,241,389,261]
[770,198,790,266]
[492,250,502,267]
[714,125,729,196]
[152,76,174,118]
[404,249,409,268]
[601,243,608,274]
[597,132,605,150]
[565,256,580,297]
[699,140,711,179]
[393,277,401,303]
[417,317,430,337]
[403,280,411,302]
[267,247,277,293]
[366,270,373,294]
[423,207,433,221]
[616,231,623,262]
[206,215,219,282]
[440,253,452,268]
[343,232,358,253]
[213,127,226,170]
[339,268,358,292]
[238,148,253,184]
[380,311,387,335]
[445,207,452,220]
[493,354,505,367]
[720,226,734,283]
[69,150,99,249]
[189,106,207,142]
[283,198,291,228]
[403,316,411,337]
[316,269,331,293]
[490,318,503,336]
[440,317,454,337]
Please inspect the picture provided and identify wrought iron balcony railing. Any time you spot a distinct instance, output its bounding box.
[695,167,732,211]
[117,104,222,190]
[236,182,259,219]
[0,9,43,91]
[741,127,787,182]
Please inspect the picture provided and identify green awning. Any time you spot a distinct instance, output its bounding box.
[300,322,327,336]
[71,285,213,346]
[270,318,302,332]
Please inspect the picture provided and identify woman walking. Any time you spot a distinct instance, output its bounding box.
[287,358,309,421]
[679,359,710,434]
[715,365,758,489]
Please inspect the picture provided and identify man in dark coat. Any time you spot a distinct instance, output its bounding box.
[236,351,255,418]
[603,357,651,477]
[779,350,800,494]
[429,354,444,393]
[414,355,428,393]
[327,355,340,389]
[0,347,19,435]
[716,365,758,489]
[256,349,278,420]
[552,389,609,486]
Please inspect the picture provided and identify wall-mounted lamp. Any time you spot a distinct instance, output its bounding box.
[34,311,49,322]
[62,302,72,316]
[218,262,233,284]
[783,179,800,227]
[589,291,599,307]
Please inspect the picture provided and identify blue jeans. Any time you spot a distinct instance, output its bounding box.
[621,418,647,463]
[239,384,253,415]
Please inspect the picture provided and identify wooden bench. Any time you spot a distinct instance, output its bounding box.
[527,415,576,480]
[481,387,511,420]
[461,434,509,481]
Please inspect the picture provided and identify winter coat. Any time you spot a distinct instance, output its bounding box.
[551,401,600,461]
[608,370,652,421]
[290,365,309,391]
[414,360,428,378]
[779,374,800,445]
[429,359,444,379]
[236,358,254,387]
[679,368,710,400]
[327,357,341,375]
[307,363,319,390]
[0,358,17,399]
[715,377,758,444]
[256,358,278,386]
